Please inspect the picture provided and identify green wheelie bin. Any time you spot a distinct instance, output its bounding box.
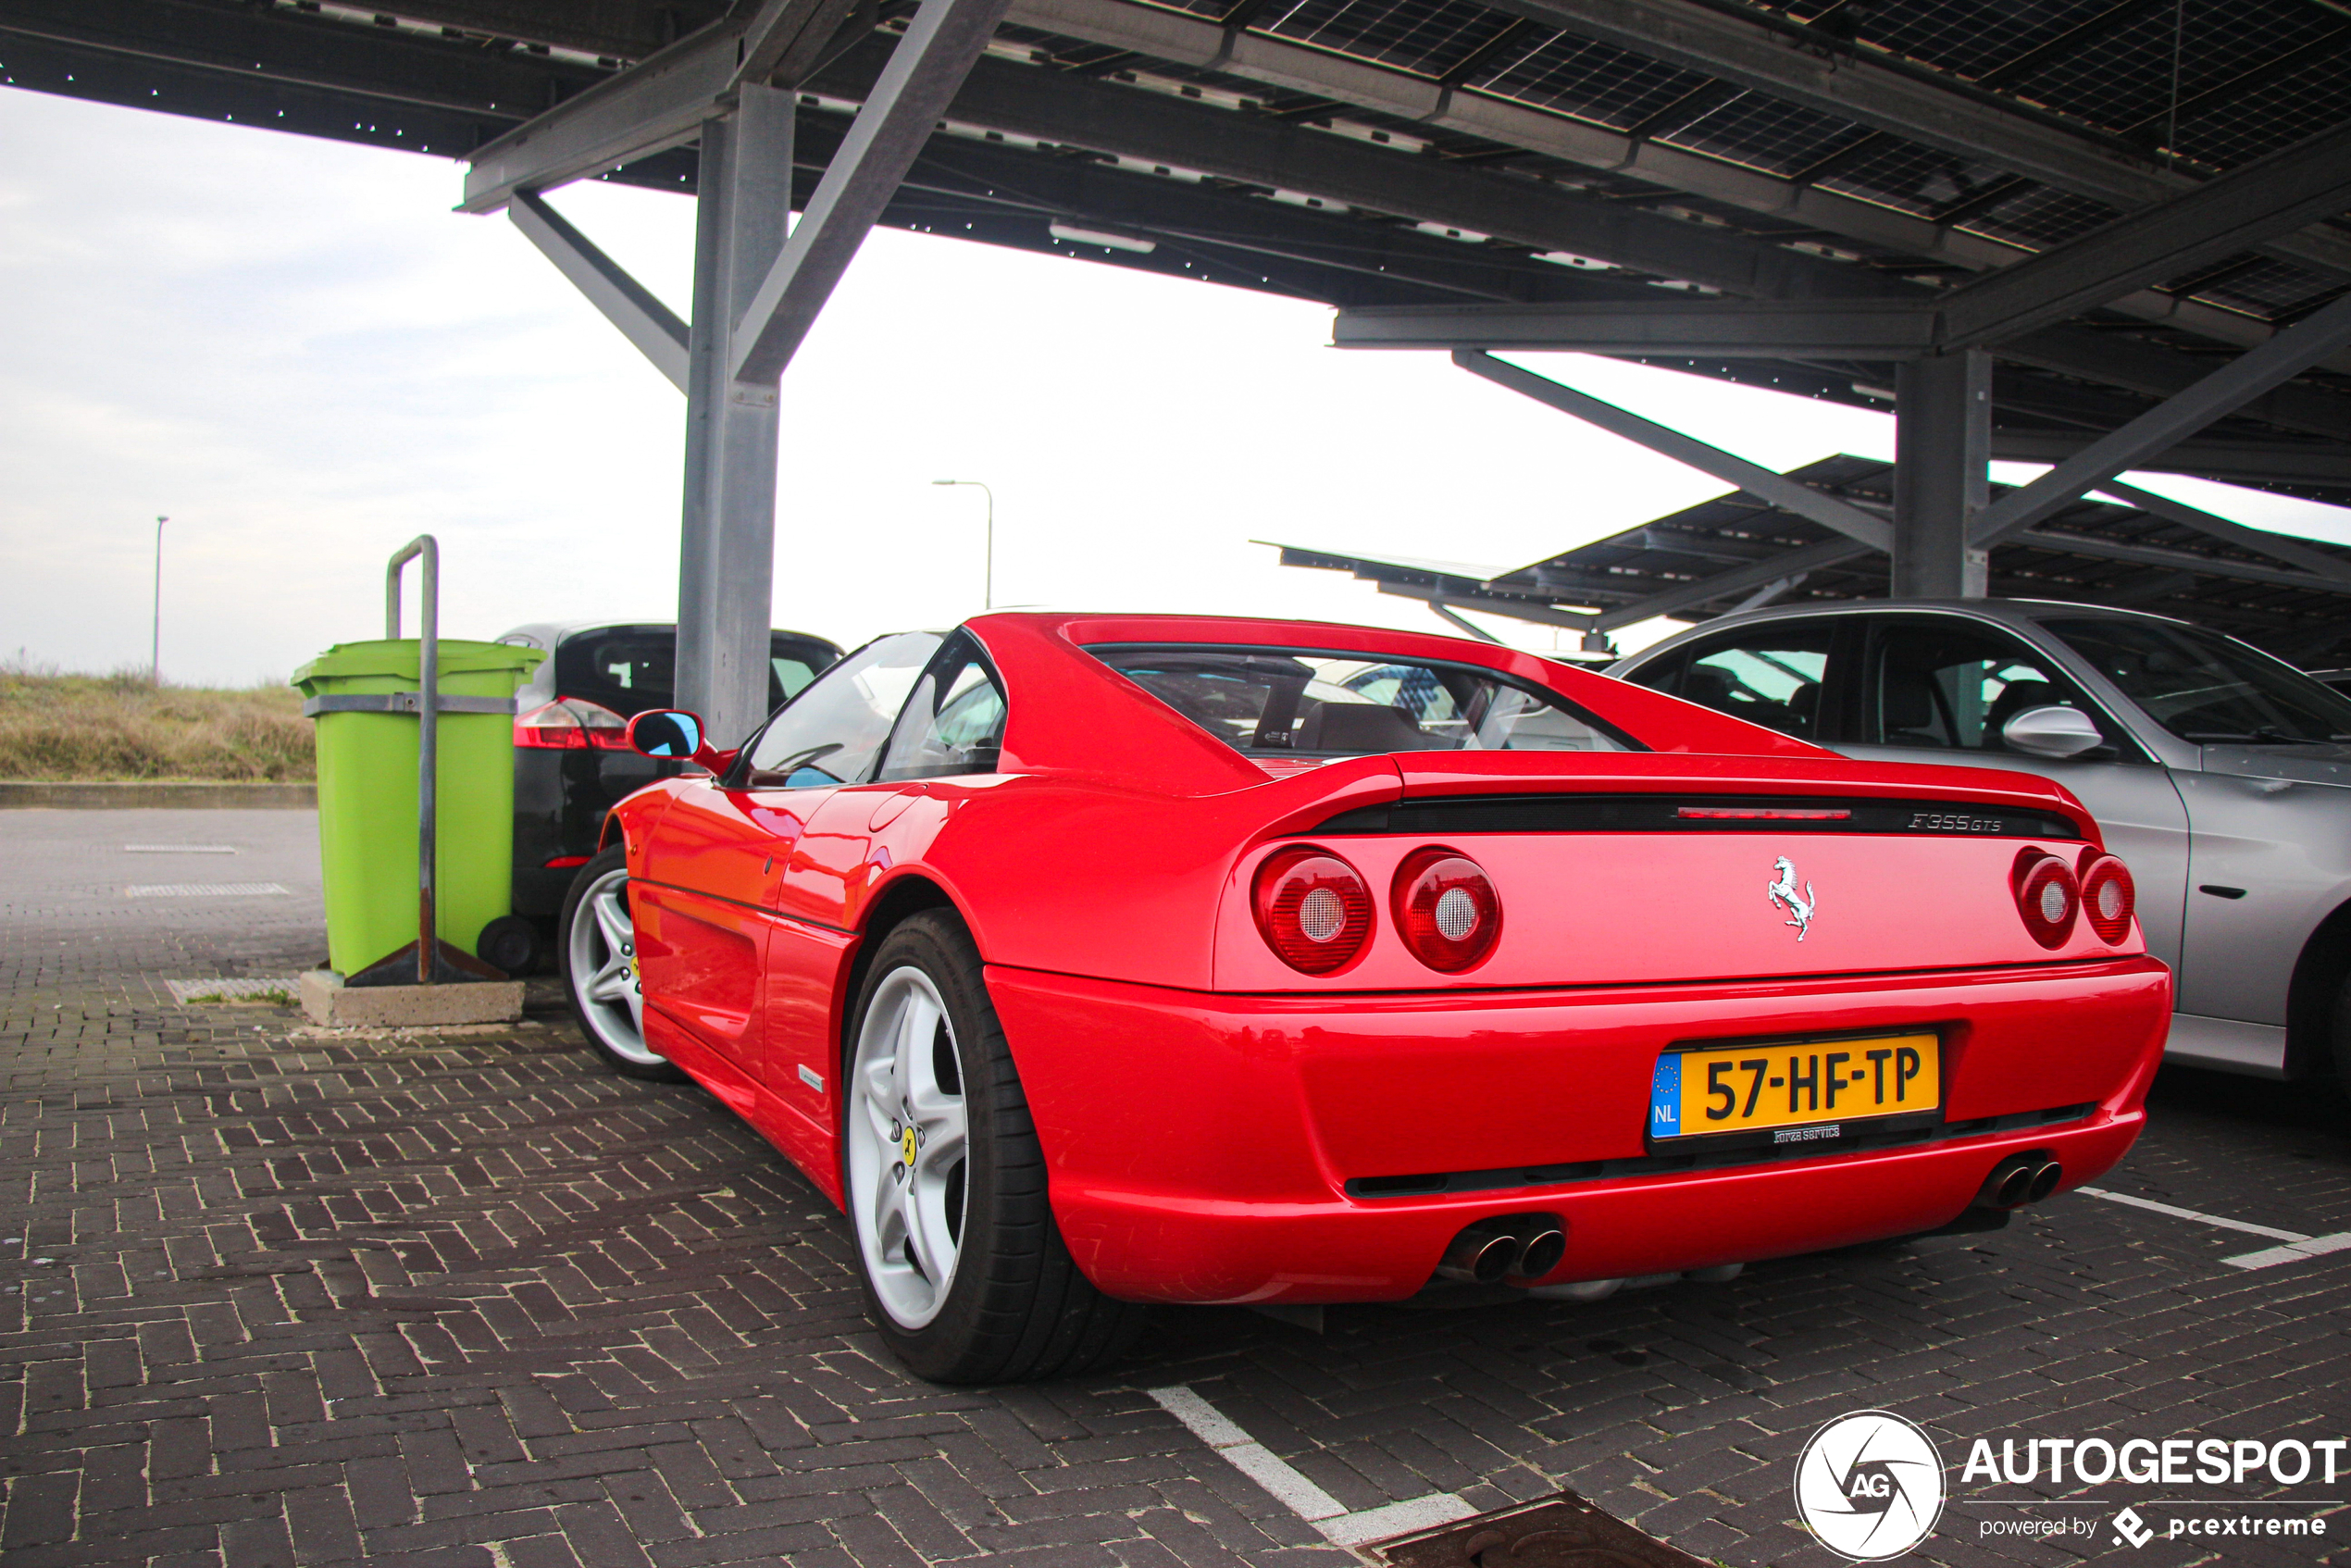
[293,566,542,983]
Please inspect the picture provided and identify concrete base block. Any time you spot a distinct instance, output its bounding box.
[299,969,523,1027]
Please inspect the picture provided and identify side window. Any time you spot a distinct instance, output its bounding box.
[765,635,839,709]
[739,632,941,789]
[1866,621,2111,754]
[1619,650,1684,695]
[877,641,1008,781]
[1672,625,1837,740]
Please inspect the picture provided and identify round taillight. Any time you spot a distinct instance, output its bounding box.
[2078,852,2135,946]
[2013,850,2080,949]
[1392,848,1502,973]
[1253,847,1375,975]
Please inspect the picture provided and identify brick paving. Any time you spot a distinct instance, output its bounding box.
[4,811,2350,1567]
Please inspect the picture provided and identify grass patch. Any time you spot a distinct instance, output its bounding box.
[0,660,313,781]
[182,987,297,1007]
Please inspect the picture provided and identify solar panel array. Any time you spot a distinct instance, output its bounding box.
[1019,0,2351,330]
[1494,456,2351,662]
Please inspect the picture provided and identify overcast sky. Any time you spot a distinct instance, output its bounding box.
[3,85,2346,688]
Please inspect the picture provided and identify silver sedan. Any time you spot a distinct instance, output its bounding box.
[1610,599,2351,1092]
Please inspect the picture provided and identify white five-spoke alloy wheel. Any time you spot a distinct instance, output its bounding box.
[559,845,683,1081]
[848,965,968,1329]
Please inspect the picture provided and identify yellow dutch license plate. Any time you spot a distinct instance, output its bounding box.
[1648,1033,1940,1146]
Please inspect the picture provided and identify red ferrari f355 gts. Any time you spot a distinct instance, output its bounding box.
[557,614,2170,1383]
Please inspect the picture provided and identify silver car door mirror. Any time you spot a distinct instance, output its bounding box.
[2002,704,2104,759]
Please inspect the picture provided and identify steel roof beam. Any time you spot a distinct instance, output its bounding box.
[740,0,873,87]
[905,42,1901,305]
[2088,480,2351,585]
[1588,536,1876,628]
[998,0,2347,363]
[1327,298,2351,442]
[1474,0,2351,284]
[0,0,596,118]
[327,0,726,64]
[508,191,690,390]
[896,133,1661,305]
[1373,580,1597,630]
[1973,292,2351,545]
[1453,350,1896,552]
[728,0,1016,381]
[1988,435,2351,489]
[463,16,742,212]
[2013,528,2351,595]
[1933,119,2351,349]
[1335,299,1939,356]
[1997,326,2351,445]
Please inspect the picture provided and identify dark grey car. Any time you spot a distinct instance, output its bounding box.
[1611,599,2351,1093]
[493,620,840,928]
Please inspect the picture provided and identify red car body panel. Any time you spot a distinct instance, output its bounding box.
[994,955,2166,1302]
[608,611,2172,1304]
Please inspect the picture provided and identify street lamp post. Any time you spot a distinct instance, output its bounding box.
[930,480,994,610]
[151,516,169,686]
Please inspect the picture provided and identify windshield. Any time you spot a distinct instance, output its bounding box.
[2044,617,2351,745]
[1091,645,1636,755]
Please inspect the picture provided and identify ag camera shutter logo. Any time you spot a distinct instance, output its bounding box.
[1795,1411,1947,1561]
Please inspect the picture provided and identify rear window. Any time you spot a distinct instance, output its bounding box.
[1090,644,1636,756]
[554,628,837,718]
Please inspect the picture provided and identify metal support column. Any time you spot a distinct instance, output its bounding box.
[678,82,795,746]
[1892,350,1990,598]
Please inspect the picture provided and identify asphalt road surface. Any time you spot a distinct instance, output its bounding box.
[2,809,2345,1568]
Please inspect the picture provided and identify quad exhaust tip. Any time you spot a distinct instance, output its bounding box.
[1978,1152,2062,1212]
[1437,1215,1567,1285]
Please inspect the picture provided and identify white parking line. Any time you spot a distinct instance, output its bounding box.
[2074,1186,2309,1241]
[2075,1186,2351,1272]
[124,883,288,898]
[124,844,238,853]
[1147,1384,1478,1549]
[2221,1233,2351,1271]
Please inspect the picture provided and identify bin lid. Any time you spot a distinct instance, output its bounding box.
[292,639,546,692]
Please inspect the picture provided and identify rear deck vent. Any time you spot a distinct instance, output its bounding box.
[1320,794,2082,839]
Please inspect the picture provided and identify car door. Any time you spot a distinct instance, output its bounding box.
[2040,614,2351,1034]
[630,776,782,1100]
[714,633,942,1168]
[1833,615,2191,974]
[772,635,1011,1091]
[635,633,938,1107]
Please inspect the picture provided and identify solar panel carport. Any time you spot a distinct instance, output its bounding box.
[3,0,2347,736]
[1272,454,2351,666]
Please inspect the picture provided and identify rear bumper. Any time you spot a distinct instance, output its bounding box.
[988,956,2171,1304]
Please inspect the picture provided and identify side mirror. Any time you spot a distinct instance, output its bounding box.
[628,708,707,761]
[2001,704,2104,760]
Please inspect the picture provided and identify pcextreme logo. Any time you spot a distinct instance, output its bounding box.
[1794,1411,1947,1562]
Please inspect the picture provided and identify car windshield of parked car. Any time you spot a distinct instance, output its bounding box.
[740,632,942,787]
[1091,645,1634,754]
[2046,617,2351,744]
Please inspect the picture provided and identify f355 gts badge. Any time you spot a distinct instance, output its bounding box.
[1768,855,1817,941]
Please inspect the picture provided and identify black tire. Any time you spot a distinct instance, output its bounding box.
[2333,971,2351,1101]
[842,910,1144,1384]
[557,845,686,1083]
